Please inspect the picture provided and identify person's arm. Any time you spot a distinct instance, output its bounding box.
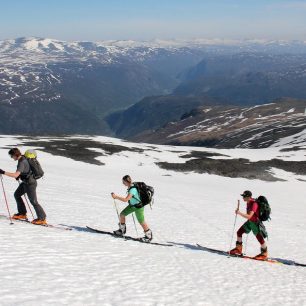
[0,169,21,179]
[111,192,132,203]
[236,209,254,220]
[236,201,257,220]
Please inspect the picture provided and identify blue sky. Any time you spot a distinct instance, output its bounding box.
[1,0,306,41]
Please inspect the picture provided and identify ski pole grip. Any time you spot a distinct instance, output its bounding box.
[237,200,240,209]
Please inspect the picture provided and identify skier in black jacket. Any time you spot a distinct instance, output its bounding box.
[0,148,47,224]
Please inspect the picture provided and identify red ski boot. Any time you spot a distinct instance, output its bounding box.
[254,247,268,260]
[12,213,28,221]
[229,241,243,255]
[31,218,47,225]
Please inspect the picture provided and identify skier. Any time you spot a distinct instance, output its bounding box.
[0,148,47,225]
[111,175,153,241]
[229,190,268,260]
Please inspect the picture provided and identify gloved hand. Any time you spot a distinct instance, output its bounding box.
[0,169,5,175]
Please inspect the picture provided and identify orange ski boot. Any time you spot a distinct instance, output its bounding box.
[229,241,243,255]
[12,213,28,220]
[254,247,268,260]
[31,219,47,225]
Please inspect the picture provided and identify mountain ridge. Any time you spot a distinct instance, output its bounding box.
[1,37,306,139]
[129,98,306,148]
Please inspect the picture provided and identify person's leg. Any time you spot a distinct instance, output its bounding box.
[140,222,149,231]
[254,233,268,259]
[237,225,246,243]
[120,214,126,224]
[135,207,148,230]
[135,208,152,240]
[114,205,134,235]
[25,182,46,220]
[248,222,268,259]
[230,222,250,254]
[14,183,27,215]
[120,205,135,221]
[256,233,267,249]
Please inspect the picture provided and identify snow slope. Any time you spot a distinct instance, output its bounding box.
[0,135,305,306]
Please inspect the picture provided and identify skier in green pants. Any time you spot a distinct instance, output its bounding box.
[111,175,153,241]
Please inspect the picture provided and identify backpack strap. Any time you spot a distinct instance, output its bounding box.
[19,156,32,181]
[128,185,141,205]
[248,198,259,219]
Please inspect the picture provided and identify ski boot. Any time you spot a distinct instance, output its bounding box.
[31,218,47,225]
[140,229,153,242]
[113,223,126,236]
[254,247,268,260]
[12,213,28,221]
[229,241,243,255]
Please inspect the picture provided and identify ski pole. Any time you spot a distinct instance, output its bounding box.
[0,175,13,224]
[23,194,35,219]
[18,180,34,219]
[229,200,240,253]
[244,234,249,255]
[113,199,120,222]
[132,213,139,238]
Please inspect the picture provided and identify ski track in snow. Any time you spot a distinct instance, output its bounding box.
[0,136,305,306]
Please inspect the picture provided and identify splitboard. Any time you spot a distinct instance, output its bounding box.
[196,244,306,267]
[0,214,72,231]
[86,226,173,247]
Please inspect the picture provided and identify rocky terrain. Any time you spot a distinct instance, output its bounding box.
[129,99,306,148]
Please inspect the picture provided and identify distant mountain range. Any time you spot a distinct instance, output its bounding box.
[174,53,306,105]
[0,37,205,133]
[1,37,306,143]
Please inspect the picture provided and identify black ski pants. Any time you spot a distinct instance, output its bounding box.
[14,181,46,220]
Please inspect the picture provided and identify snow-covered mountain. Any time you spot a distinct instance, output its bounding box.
[0,134,305,305]
[0,37,207,134]
[1,37,306,106]
[1,37,306,136]
[114,98,306,148]
[0,37,197,105]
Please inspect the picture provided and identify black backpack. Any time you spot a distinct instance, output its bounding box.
[24,150,44,180]
[256,196,271,222]
[129,182,154,208]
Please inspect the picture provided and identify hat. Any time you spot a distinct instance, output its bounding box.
[241,190,252,197]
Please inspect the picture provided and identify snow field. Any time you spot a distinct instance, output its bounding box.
[0,136,305,306]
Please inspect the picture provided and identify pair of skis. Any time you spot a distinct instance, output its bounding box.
[86,226,173,247]
[0,214,171,246]
[196,244,278,263]
[1,214,305,266]
[0,214,71,231]
[196,244,306,267]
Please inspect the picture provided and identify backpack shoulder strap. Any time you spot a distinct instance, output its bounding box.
[127,185,141,204]
[20,155,31,169]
